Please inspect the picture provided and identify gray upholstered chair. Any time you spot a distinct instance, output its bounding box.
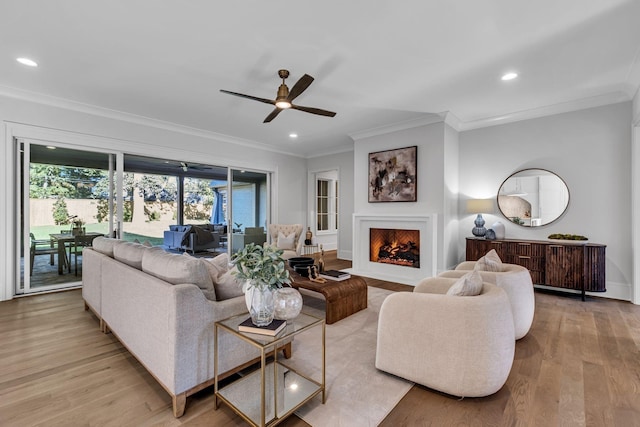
[439,262,535,340]
[376,278,515,398]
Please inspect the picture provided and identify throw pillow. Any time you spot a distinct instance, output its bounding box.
[446,270,483,296]
[214,267,244,301]
[92,236,121,257]
[277,232,295,250]
[474,249,503,272]
[141,249,216,300]
[113,241,150,270]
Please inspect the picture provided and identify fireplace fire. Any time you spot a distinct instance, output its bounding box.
[369,228,420,268]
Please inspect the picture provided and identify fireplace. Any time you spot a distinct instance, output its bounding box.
[349,214,437,286]
[370,228,420,268]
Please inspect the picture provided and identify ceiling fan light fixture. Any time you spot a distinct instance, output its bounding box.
[275,99,291,109]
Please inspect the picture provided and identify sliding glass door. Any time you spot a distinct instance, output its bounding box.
[229,169,269,253]
[17,141,120,294]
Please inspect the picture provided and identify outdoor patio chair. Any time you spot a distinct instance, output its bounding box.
[71,234,99,276]
[30,232,58,274]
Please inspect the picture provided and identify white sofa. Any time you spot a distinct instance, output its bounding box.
[82,237,291,417]
[439,262,535,340]
[376,278,515,398]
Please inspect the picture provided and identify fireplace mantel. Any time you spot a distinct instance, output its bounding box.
[348,214,437,285]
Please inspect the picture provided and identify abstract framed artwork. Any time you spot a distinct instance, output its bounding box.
[368,146,417,202]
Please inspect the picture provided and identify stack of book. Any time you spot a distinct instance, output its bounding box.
[319,270,351,281]
[238,318,287,336]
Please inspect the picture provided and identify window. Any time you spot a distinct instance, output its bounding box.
[316,178,338,232]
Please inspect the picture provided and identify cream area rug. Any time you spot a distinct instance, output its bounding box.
[286,286,414,427]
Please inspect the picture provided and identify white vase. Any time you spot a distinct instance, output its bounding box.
[273,287,303,321]
[492,221,506,240]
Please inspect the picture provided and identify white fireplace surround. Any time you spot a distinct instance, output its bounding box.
[348,214,437,286]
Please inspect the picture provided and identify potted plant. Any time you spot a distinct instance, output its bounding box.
[71,218,85,236]
[231,243,292,326]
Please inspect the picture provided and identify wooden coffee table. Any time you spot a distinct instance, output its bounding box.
[289,270,367,324]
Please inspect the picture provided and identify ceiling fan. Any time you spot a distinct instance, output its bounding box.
[220,69,337,123]
[179,162,210,172]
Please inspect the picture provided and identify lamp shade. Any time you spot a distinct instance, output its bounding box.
[466,199,493,214]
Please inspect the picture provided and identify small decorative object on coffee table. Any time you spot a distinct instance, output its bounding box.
[231,243,291,327]
[305,226,313,245]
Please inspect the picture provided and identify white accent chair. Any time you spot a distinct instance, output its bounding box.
[376,278,515,398]
[439,262,535,340]
[266,224,304,259]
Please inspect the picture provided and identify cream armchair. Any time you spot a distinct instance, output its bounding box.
[439,262,535,340]
[266,224,304,259]
[376,278,515,398]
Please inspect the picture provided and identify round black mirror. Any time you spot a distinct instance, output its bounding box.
[497,169,569,227]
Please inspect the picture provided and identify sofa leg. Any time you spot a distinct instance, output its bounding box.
[172,393,187,418]
[103,323,111,334]
[83,301,89,311]
[282,342,292,359]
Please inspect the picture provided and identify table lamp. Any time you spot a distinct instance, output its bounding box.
[467,199,494,237]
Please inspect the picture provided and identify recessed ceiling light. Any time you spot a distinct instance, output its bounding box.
[501,72,518,81]
[289,133,298,139]
[17,57,38,67]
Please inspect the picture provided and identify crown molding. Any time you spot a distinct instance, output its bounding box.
[349,114,444,141]
[0,85,305,158]
[459,92,631,131]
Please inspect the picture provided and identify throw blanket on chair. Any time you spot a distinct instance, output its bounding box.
[180,225,215,246]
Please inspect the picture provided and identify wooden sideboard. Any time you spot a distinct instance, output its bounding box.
[466,238,606,300]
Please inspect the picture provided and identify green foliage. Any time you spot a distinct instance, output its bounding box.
[184,203,210,221]
[95,200,132,223]
[52,198,70,225]
[511,217,525,225]
[30,164,106,199]
[231,243,291,290]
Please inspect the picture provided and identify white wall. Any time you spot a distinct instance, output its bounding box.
[0,95,307,301]
[306,150,354,259]
[352,121,459,272]
[459,102,633,300]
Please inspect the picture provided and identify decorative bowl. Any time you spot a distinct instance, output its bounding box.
[288,257,314,269]
[294,264,314,277]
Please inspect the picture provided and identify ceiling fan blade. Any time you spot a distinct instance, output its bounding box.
[263,108,283,123]
[287,74,314,102]
[220,90,275,106]
[291,104,336,117]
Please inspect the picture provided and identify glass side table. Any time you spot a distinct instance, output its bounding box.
[214,312,325,427]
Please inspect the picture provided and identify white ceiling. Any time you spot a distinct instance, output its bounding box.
[2,1,639,157]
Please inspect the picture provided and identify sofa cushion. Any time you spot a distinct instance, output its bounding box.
[446,270,483,296]
[113,241,149,269]
[474,249,503,272]
[92,236,121,257]
[277,232,295,250]
[141,249,216,300]
[202,254,244,301]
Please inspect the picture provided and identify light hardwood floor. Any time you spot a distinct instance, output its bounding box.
[1,251,639,426]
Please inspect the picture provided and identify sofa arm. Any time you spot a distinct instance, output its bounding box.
[454,261,477,271]
[414,276,455,295]
[376,284,515,397]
